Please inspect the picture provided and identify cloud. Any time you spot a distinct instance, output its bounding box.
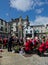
[35,8,44,14]
[30,16,48,25]
[35,0,48,6]
[35,16,48,25]
[30,21,34,25]
[10,0,48,12]
[10,0,33,12]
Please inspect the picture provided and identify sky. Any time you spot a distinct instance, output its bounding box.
[0,0,48,25]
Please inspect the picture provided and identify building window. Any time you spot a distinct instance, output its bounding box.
[0,27,3,31]
[1,20,3,25]
[36,30,39,33]
[5,28,7,32]
[30,30,32,33]
[47,27,48,29]
[11,27,13,28]
[26,31,28,34]
[16,26,18,32]
[27,27,28,29]
[30,27,31,29]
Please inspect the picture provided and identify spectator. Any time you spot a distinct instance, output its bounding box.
[24,37,32,54]
[3,37,8,48]
[8,35,14,52]
[45,37,48,52]
[37,36,46,56]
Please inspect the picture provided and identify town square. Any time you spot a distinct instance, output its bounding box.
[0,0,48,65]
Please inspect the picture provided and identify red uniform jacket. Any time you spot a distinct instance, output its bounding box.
[33,39,39,47]
[38,42,45,52]
[24,41,32,51]
[3,38,8,46]
[45,40,48,49]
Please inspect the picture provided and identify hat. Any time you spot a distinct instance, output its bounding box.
[35,36,38,40]
[27,37,30,40]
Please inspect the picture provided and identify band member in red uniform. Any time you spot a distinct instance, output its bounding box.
[45,37,48,52]
[32,36,40,53]
[24,37,32,54]
[37,36,46,56]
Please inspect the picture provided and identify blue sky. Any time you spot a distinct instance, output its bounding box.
[0,0,48,25]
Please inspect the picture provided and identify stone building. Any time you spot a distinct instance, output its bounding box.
[24,24,46,38]
[30,25,46,38]
[9,16,29,38]
[0,18,10,37]
[0,17,48,39]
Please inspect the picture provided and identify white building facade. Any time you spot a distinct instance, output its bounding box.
[24,26,34,38]
[24,25,47,38]
[30,25,46,38]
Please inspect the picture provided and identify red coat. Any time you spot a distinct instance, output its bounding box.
[0,38,2,44]
[38,42,45,52]
[24,41,31,51]
[30,39,32,42]
[3,38,8,46]
[33,40,38,47]
[45,40,48,49]
[34,40,37,46]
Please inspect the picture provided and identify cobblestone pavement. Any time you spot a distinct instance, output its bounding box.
[0,49,48,65]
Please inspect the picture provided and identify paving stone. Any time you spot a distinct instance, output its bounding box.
[0,49,48,65]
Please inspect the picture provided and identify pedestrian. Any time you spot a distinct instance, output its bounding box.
[3,37,8,48]
[8,35,14,52]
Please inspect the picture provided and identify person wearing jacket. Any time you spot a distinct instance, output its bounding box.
[24,37,32,54]
[3,37,8,48]
[45,37,48,52]
[37,36,46,56]
[8,35,14,52]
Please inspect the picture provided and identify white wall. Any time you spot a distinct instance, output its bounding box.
[12,23,16,31]
[24,26,34,38]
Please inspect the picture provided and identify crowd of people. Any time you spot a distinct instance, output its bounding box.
[24,36,48,56]
[0,35,48,56]
[0,35,24,52]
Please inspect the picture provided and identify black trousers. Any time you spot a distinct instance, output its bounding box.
[8,44,12,52]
